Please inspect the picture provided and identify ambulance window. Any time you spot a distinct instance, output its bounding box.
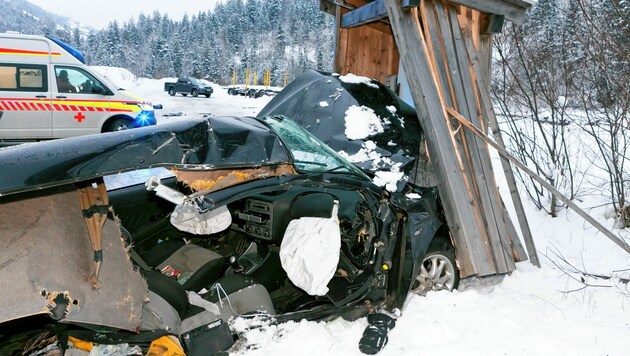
[0,66,16,89]
[19,68,44,88]
[0,64,46,91]
[55,66,109,95]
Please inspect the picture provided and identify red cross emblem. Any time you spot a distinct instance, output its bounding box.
[74,112,85,123]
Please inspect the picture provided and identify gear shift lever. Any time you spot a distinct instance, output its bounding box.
[228,255,243,273]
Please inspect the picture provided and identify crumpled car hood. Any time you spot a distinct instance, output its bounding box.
[258,70,423,175]
[0,116,290,196]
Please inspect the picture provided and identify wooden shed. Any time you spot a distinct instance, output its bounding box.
[320,0,538,278]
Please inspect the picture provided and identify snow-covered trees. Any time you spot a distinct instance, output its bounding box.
[75,0,334,85]
[493,0,630,225]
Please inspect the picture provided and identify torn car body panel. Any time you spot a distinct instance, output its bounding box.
[0,116,292,197]
[258,70,425,176]
[0,186,146,330]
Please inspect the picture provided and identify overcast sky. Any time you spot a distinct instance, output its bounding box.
[27,0,223,29]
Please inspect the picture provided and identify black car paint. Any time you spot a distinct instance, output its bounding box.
[0,116,289,197]
[259,70,424,176]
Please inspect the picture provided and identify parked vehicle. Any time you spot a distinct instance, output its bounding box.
[164,77,213,98]
[0,114,458,354]
[0,33,157,143]
[227,85,273,98]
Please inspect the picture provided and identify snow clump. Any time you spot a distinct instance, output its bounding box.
[338,73,379,89]
[344,105,385,140]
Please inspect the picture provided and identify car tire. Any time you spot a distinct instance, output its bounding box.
[247,89,256,98]
[205,94,211,98]
[192,89,198,97]
[256,90,267,98]
[411,236,460,295]
[105,118,131,132]
[228,88,235,95]
[168,88,175,96]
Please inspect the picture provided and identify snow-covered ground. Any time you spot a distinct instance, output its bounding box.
[97,67,630,356]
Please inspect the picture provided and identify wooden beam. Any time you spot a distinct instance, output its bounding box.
[401,0,421,10]
[341,0,387,28]
[449,0,527,24]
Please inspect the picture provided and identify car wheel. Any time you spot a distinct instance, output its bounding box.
[168,88,175,96]
[192,89,198,97]
[247,89,256,98]
[205,94,210,98]
[411,236,459,295]
[256,90,267,98]
[228,88,235,95]
[106,118,131,132]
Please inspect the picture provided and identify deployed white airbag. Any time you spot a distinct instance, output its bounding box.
[170,202,232,235]
[280,203,340,296]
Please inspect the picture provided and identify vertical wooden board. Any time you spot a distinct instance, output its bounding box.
[335,26,350,74]
[428,0,501,273]
[384,0,496,277]
[448,5,515,272]
[462,30,540,266]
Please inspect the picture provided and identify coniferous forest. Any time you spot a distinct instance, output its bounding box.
[1,0,335,85]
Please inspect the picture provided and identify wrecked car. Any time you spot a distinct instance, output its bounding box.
[0,114,459,354]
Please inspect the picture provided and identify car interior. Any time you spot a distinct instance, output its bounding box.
[107,170,385,323]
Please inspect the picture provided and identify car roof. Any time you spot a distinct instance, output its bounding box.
[0,116,291,196]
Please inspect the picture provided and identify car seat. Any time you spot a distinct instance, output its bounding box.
[122,226,226,292]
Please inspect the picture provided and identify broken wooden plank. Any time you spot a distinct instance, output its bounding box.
[422,0,503,274]
[384,0,494,277]
[462,29,541,267]
[445,4,515,272]
[445,107,630,256]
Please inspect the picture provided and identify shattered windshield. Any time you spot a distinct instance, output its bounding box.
[262,115,368,178]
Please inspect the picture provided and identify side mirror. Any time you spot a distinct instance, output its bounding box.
[91,86,106,94]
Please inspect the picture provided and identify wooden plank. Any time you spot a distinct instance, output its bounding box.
[428,0,506,273]
[423,1,498,274]
[500,196,528,262]
[462,30,541,267]
[446,5,515,272]
[384,0,493,277]
[448,0,527,24]
[341,0,387,28]
[446,106,630,256]
[334,5,349,74]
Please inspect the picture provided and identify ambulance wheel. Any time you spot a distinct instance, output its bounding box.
[106,118,131,132]
[192,89,198,97]
[168,88,175,96]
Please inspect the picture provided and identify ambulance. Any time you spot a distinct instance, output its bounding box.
[0,33,157,142]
